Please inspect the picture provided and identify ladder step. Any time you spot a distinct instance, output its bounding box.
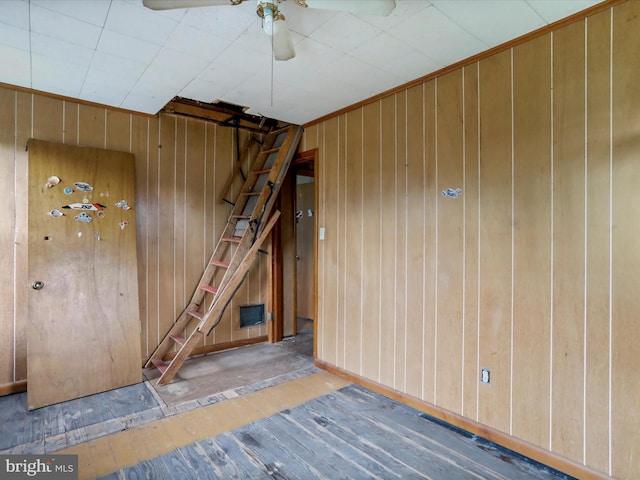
[211,260,229,268]
[262,147,280,154]
[169,334,185,345]
[200,285,218,294]
[231,214,251,219]
[151,358,168,373]
[186,310,204,320]
[240,191,261,196]
[253,168,271,174]
[222,237,242,243]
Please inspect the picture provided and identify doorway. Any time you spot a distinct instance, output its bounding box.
[272,149,316,355]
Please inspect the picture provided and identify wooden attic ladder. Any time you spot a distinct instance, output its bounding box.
[145,125,303,385]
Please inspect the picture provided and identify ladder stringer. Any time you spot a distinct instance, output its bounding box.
[198,211,280,337]
[155,211,281,385]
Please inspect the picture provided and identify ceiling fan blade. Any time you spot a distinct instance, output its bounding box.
[301,0,396,16]
[142,0,239,10]
[272,19,296,61]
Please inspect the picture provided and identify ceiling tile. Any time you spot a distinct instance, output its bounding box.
[89,50,148,81]
[31,32,94,68]
[390,5,488,65]
[0,44,31,88]
[31,54,87,98]
[97,29,161,64]
[526,0,600,23]
[178,2,257,38]
[309,13,383,54]
[0,22,29,51]
[105,1,178,45]
[29,3,103,48]
[31,0,111,27]
[278,2,337,37]
[166,22,231,59]
[432,0,545,46]
[0,0,30,29]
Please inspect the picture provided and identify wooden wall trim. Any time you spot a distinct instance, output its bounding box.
[303,0,626,128]
[315,360,611,480]
[0,380,27,397]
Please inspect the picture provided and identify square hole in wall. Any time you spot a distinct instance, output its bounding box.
[240,304,265,328]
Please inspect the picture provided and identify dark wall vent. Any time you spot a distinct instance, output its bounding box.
[240,304,265,328]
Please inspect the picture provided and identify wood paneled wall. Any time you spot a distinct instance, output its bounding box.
[303,2,639,478]
[0,87,270,389]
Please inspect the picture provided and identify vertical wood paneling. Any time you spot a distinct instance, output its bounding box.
[435,70,464,413]
[361,101,381,381]
[552,21,586,461]
[145,118,161,353]
[344,109,362,373]
[477,50,512,433]
[131,115,151,358]
[320,117,339,366]
[311,3,639,477]
[173,118,187,337]
[462,64,480,421]
[0,87,272,385]
[422,80,437,403]
[14,92,31,381]
[585,9,611,473]
[379,96,396,386]
[63,101,79,145]
[0,88,15,384]
[33,96,63,143]
[202,123,215,327]
[211,125,233,343]
[394,92,407,392]
[512,34,552,448]
[611,3,640,478]
[405,85,424,399]
[105,110,131,153]
[336,115,347,368]
[78,104,105,148]
[158,117,177,347]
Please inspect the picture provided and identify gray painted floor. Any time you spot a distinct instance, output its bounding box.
[99,384,573,480]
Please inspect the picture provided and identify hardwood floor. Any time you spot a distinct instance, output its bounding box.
[1,331,573,479]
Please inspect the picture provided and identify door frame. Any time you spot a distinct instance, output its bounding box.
[270,148,317,354]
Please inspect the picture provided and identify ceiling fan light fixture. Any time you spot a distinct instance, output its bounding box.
[272,17,295,61]
[263,5,273,35]
[257,1,279,35]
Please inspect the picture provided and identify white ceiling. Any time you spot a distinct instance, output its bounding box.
[0,0,603,125]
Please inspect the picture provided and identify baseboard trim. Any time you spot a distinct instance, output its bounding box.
[0,380,27,397]
[314,359,610,480]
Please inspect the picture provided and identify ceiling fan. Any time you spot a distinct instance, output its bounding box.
[142,0,397,61]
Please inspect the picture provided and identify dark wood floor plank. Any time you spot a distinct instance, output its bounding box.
[309,393,474,480]
[118,458,173,480]
[266,411,377,479]
[200,433,273,479]
[231,420,329,479]
[337,386,562,480]
[335,386,509,478]
[281,398,424,479]
[177,442,223,479]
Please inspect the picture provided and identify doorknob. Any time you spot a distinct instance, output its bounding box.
[32,281,44,290]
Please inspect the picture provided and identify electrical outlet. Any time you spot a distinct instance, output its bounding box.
[481,368,490,384]
[319,227,325,240]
